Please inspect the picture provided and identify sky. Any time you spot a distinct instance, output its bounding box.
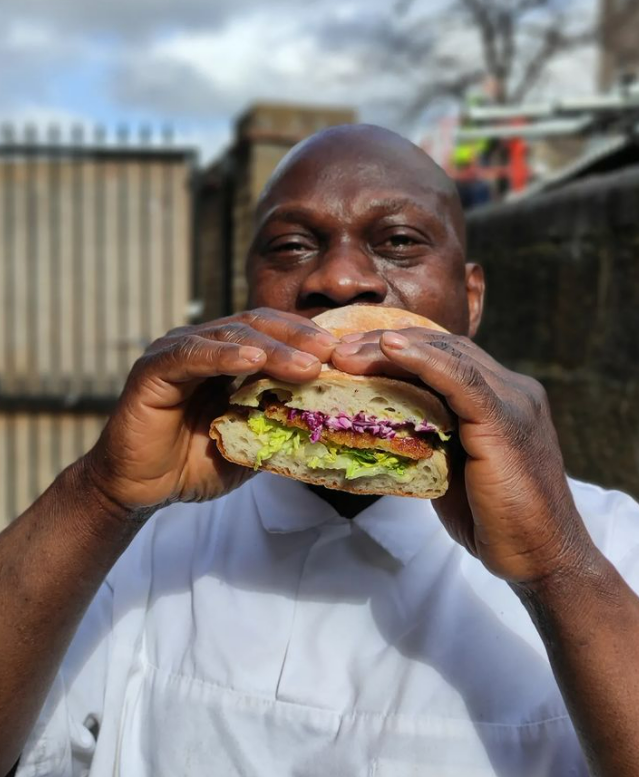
[1,0,598,165]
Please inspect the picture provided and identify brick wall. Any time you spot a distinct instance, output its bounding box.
[467,167,639,499]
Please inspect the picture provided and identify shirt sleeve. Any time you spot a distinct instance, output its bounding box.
[572,480,639,584]
[16,581,114,777]
[604,489,639,591]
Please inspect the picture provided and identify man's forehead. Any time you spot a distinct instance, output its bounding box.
[255,124,463,233]
[257,124,459,214]
[257,191,451,233]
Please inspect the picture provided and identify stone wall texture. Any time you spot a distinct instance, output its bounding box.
[467,167,639,500]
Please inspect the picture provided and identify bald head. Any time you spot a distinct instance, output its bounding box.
[257,124,465,245]
[246,122,483,337]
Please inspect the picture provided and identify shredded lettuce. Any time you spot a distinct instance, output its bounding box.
[307,445,412,481]
[247,413,303,467]
[247,411,416,482]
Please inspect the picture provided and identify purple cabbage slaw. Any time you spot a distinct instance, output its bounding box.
[287,409,439,444]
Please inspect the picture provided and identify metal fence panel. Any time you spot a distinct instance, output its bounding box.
[0,126,195,400]
[0,125,196,527]
[0,411,108,529]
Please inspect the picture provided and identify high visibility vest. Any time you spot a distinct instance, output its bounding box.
[452,136,489,167]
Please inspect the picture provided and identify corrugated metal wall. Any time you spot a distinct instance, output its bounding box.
[0,126,195,527]
[0,412,107,524]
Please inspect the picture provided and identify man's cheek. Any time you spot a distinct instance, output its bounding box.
[248,269,299,311]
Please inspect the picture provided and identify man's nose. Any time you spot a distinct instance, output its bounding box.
[298,245,388,308]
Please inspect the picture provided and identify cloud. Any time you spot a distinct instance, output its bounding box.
[0,20,77,105]
[4,0,251,40]
[113,56,224,119]
[111,3,417,129]
[1,0,600,162]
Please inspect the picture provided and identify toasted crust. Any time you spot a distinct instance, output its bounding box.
[313,305,448,338]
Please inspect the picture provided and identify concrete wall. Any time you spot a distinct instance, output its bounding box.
[600,0,639,89]
[467,166,639,499]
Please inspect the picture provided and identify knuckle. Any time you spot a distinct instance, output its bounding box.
[529,376,547,400]
[164,325,192,339]
[453,358,486,392]
[241,306,275,324]
[174,333,203,361]
[129,352,155,381]
[135,351,156,369]
[524,376,548,414]
[141,332,176,356]
[127,344,176,388]
[217,322,253,342]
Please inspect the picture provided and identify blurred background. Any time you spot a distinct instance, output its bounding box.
[1,0,638,526]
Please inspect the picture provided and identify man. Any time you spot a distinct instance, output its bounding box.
[2,124,639,776]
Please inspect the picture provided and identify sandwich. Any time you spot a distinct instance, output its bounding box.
[209,306,455,499]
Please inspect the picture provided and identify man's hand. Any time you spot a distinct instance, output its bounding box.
[332,328,597,586]
[335,327,639,777]
[0,307,337,776]
[85,309,337,513]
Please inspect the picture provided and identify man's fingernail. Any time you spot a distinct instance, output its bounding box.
[382,332,410,350]
[293,351,320,368]
[341,333,364,343]
[335,343,362,356]
[239,346,264,363]
[316,332,339,348]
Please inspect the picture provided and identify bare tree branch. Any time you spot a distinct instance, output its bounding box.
[458,0,503,96]
[401,68,487,122]
[323,0,639,127]
[510,24,567,103]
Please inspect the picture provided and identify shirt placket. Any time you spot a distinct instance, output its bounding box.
[274,520,382,712]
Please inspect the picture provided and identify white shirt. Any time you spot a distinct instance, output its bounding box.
[17,474,639,777]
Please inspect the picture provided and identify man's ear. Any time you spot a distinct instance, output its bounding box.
[465,263,485,339]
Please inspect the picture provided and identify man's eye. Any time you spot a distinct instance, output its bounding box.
[374,229,429,261]
[274,241,306,252]
[386,235,418,247]
[379,232,425,252]
[268,238,313,253]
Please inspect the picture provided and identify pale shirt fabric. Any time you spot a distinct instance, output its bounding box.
[16,474,639,777]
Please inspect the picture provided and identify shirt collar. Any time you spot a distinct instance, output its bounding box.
[251,473,440,566]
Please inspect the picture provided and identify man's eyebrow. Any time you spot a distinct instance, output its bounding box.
[365,197,434,216]
[257,206,317,227]
[258,197,435,227]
